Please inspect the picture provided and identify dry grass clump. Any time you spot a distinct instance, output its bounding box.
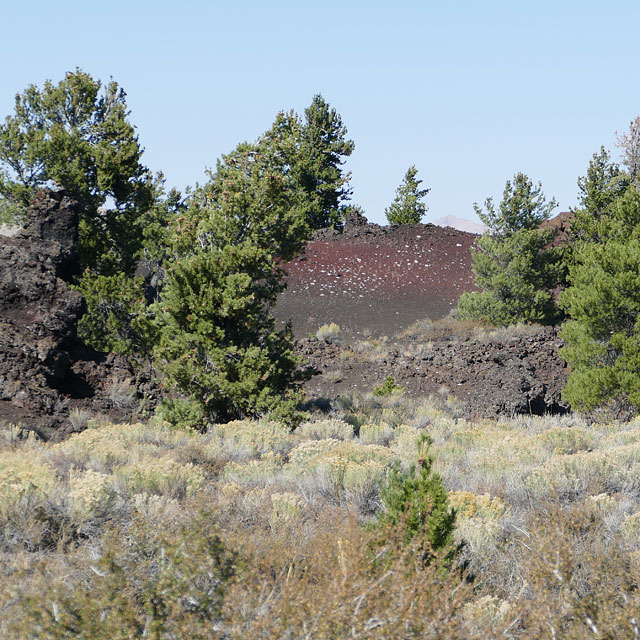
[479,323,545,343]
[323,368,345,384]
[220,512,474,639]
[316,321,343,342]
[420,413,640,508]
[503,411,590,434]
[398,317,545,346]
[67,469,117,519]
[218,437,396,514]
[536,425,595,454]
[206,418,295,460]
[398,316,489,342]
[269,490,305,526]
[0,421,210,554]
[222,454,283,487]
[449,491,508,521]
[106,377,138,410]
[500,502,640,638]
[131,491,182,520]
[292,439,393,500]
[0,449,59,511]
[68,407,92,431]
[287,438,394,467]
[3,510,237,639]
[336,391,436,430]
[115,455,205,498]
[350,335,391,363]
[3,504,481,640]
[358,421,394,445]
[286,439,395,512]
[52,420,193,471]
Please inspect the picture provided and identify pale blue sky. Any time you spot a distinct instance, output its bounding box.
[2,1,640,224]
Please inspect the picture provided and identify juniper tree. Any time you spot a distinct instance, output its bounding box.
[385,165,430,224]
[455,173,563,326]
[153,140,313,429]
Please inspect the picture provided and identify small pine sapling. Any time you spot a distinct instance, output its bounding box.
[455,172,563,326]
[373,375,404,397]
[385,165,430,225]
[376,434,456,564]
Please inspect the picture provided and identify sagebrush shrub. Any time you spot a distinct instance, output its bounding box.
[297,418,354,441]
[7,512,237,639]
[315,322,343,342]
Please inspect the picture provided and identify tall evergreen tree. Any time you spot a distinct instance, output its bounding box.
[0,69,160,275]
[385,165,429,224]
[261,95,354,230]
[455,173,563,326]
[300,94,355,229]
[153,139,312,429]
[560,188,640,410]
[559,144,639,411]
[572,147,629,242]
[0,70,168,359]
[474,172,557,239]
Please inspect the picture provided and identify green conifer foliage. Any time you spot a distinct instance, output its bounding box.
[261,95,354,230]
[377,435,456,559]
[572,147,629,243]
[455,173,563,326]
[300,95,355,229]
[473,172,557,238]
[78,272,159,365]
[0,69,159,275]
[153,141,312,429]
[385,165,429,224]
[0,70,168,359]
[560,188,640,410]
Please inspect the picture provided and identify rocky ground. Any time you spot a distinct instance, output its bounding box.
[0,197,575,438]
[0,190,156,440]
[299,323,568,419]
[276,217,574,419]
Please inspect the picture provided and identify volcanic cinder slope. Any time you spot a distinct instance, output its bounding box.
[276,222,477,338]
[277,219,571,419]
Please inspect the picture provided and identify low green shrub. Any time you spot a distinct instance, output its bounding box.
[376,434,456,560]
[373,375,404,397]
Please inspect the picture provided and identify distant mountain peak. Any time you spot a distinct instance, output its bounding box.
[432,215,486,235]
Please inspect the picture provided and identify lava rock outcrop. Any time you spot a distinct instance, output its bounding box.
[301,326,569,419]
[0,189,149,439]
